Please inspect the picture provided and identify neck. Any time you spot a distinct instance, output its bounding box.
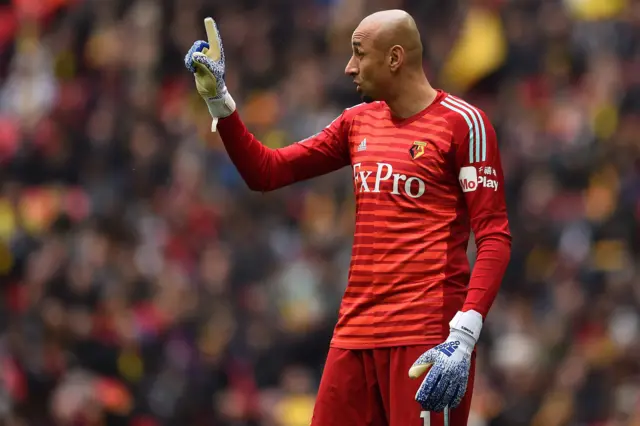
[385,72,438,119]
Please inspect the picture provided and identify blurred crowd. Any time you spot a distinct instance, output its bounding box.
[1,0,640,424]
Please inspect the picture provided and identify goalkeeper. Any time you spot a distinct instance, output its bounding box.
[185,10,511,426]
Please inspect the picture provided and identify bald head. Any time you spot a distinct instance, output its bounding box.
[346,9,431,106]
[355,9,423,68]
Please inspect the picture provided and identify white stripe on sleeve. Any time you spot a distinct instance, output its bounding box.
[441,99,476,163]
[449,96,487,162]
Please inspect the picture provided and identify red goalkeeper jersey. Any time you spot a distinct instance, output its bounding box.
[217,90,511,349]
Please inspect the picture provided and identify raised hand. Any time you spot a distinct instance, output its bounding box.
[184,18,236,132]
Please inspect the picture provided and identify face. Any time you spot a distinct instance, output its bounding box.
[345,28,391,103]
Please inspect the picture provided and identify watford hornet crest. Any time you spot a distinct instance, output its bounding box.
[409,141,429,160]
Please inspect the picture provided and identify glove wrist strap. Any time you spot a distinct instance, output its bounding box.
[449,310,483,345]
[204,92,236,132]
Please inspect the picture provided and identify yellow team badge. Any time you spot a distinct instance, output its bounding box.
[409,141,428,160]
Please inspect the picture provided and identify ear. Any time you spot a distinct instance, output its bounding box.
[389,45,404,72]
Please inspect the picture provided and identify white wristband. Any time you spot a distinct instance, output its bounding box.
[449,310,483,342]
[205,92,236,132]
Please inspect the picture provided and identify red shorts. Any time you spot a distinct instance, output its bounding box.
[311,345,476,426]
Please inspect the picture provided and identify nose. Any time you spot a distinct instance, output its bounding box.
[345,56,358,77]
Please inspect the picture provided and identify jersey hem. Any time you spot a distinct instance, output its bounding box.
[329,337,444,350]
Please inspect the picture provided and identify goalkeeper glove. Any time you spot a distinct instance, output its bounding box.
[409,310,482,412]
[184,17,236,132]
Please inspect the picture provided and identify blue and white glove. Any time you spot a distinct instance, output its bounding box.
[409,310,482,412]
[184,17,236,132]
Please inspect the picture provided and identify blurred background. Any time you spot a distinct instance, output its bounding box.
[0,0,639,424]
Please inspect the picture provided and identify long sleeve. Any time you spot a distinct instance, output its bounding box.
[216,111,351,191]
[452,107,511,317]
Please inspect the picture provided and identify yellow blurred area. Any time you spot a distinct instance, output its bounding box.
[0,187,90,239]
[584,165,619,222]
[592,240,628,272]
[441,7,506,92]
[592,103,618,140]
[281,302,317,333]
[274,394,316,426]
[532,391,574,426]
[0,240,13,274]
[117,349,144,383]
[564,0,627,21]
[85,28,122,69]
[525,246,556,281]
[302,191,337,237]
[243,91,281,128]
[0,200,17,241]
[582,334,617,367]
[54,49,77,80]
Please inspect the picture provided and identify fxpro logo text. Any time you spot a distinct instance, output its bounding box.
[459,166,499,192]
[352,162,426,198]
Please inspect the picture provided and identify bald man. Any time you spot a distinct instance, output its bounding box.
[185,9,511,426]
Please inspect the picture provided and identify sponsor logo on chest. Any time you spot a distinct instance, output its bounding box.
[353,162,426,198]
